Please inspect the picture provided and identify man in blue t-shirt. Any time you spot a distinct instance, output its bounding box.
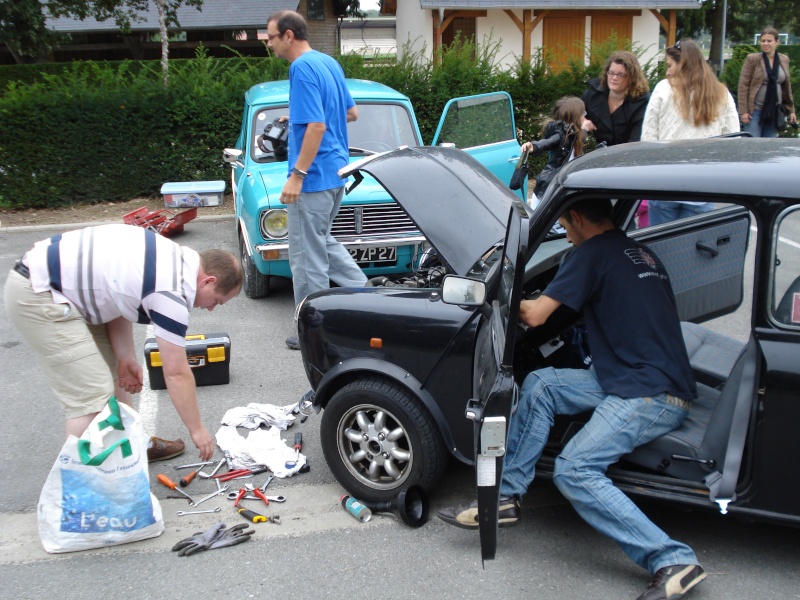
[266,11,367,349]
[439,199,706,600]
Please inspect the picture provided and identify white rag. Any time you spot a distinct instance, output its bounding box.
[215,425,306,478]
[220,402,297,430]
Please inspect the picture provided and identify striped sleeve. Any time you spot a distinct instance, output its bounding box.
[141,291,190,346]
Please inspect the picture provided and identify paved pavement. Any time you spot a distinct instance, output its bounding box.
[0,218,798,600]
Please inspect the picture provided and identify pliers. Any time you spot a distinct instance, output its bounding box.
[232,487,270,507]
[213,465,269,482]
[215,469,253,482]
[250,488,270,507]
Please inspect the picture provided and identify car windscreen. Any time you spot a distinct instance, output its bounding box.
[251,103,419,163]
[348,103,419,152]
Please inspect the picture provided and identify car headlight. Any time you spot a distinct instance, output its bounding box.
[260,209,288,239]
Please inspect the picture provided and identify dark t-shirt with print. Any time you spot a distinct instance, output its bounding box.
[543,228,696,400]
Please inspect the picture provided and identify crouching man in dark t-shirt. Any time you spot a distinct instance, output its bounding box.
[438,199,706,600]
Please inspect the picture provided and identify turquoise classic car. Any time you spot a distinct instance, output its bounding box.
[224,78,525,298]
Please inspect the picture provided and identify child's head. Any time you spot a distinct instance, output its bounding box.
[552,96,586,128]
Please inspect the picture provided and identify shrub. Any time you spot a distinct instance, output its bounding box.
[3,40,791,209]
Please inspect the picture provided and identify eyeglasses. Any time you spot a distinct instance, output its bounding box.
[672,39,682,51]
[607,70,629,80]
[265,31,284,41]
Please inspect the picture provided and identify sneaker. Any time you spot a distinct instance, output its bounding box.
[436,496,521,530]
[147,437,185,462]
[637,564,707,600]
[285,335,300,350]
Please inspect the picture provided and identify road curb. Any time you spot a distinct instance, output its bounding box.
[0,213,235,233]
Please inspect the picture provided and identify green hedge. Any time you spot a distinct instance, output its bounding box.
[1,41,795,210]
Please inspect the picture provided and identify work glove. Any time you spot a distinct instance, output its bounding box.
[208,523,254,550]
[172,521,226,556]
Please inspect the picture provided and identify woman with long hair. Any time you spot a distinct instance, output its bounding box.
[582,50,651,146]
[642,39,739,224]
[738,26,797,137]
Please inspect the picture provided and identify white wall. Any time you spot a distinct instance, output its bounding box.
[476,12,522,70]
[397,8,663,71]
[396,1,433,61]
[632,11,661,69]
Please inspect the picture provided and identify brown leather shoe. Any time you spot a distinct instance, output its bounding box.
[147,437,185,462]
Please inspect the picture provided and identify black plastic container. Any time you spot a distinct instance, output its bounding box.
[144,333,231,390]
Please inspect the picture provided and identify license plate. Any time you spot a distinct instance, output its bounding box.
[349,246,396,264]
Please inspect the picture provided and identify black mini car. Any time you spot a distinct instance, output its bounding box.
[297,139,800,558]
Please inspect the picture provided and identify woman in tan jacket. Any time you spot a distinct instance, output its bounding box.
[738,26,796,137]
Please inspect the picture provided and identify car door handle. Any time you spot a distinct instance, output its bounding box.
[696,241,720,257]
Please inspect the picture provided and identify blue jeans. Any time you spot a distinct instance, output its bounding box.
[648,201,714,226]
[501,368,698,573]
[287,187,367,306]
[744,109,778,138]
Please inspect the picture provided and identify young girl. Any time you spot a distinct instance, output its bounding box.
[522,96,586,204]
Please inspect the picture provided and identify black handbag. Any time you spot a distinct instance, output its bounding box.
[509,149,529,191]
[777,104,789,131]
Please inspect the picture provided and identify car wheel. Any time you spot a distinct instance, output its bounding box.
[239,229,270,298]
[321,377,447,502]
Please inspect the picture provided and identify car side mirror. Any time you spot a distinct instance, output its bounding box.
[223,148,244,167]
[441,275,486,306]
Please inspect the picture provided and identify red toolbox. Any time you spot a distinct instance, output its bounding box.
[122,206,197,237]
[144,333,231,390]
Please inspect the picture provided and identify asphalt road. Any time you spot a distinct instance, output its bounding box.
[0,217,798,600]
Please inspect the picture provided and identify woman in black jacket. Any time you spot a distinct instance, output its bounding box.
[582,50,651,146]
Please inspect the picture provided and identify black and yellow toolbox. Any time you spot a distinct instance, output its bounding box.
[144,333,231,390]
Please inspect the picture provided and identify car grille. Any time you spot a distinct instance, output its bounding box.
[331,202,419,240]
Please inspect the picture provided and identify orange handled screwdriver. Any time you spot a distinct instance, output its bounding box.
[157,473,195,503]
[179,469,199,487]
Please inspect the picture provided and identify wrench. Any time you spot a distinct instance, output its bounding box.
[259,475,274,493]
[177,507,221,516]
[227,491,286,502]
[191,485,229,507]
[174,461,216,470]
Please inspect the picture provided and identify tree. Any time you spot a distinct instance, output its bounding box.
[0,0,61,63]
[1,0,202,81]
[332,0,365,54]
[677,0,799,72]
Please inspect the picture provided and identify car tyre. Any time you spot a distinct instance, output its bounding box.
[321,377,447,503]
[239,228,270,298]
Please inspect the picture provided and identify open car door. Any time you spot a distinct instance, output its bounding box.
[467,201,530,561]
[431,92,527,203]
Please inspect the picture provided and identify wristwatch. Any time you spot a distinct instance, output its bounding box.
[291,167,308,179]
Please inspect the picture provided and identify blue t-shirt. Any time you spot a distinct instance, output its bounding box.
[543,228,697,401]
[288,50,355,192]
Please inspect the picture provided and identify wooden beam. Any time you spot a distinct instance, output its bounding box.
[503,8,543,63]
[649,8,669,30]
[650,9,677,46]
[530,10,548,32]
[440,9,487,33]
[503,8,522,30]
[535,9,640,17]
[668,9,676,47]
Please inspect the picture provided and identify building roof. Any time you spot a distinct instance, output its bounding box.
[341,17,397,30]
[419,1,701,8]
[46,0,297,33]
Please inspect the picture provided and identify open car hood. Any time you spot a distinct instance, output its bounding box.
[340,146,517,276]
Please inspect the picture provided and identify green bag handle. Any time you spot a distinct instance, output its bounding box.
[77,396,133,466]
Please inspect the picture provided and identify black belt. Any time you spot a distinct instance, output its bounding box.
[13,258,30,279]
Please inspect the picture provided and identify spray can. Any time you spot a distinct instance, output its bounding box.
[340,494,372,523]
